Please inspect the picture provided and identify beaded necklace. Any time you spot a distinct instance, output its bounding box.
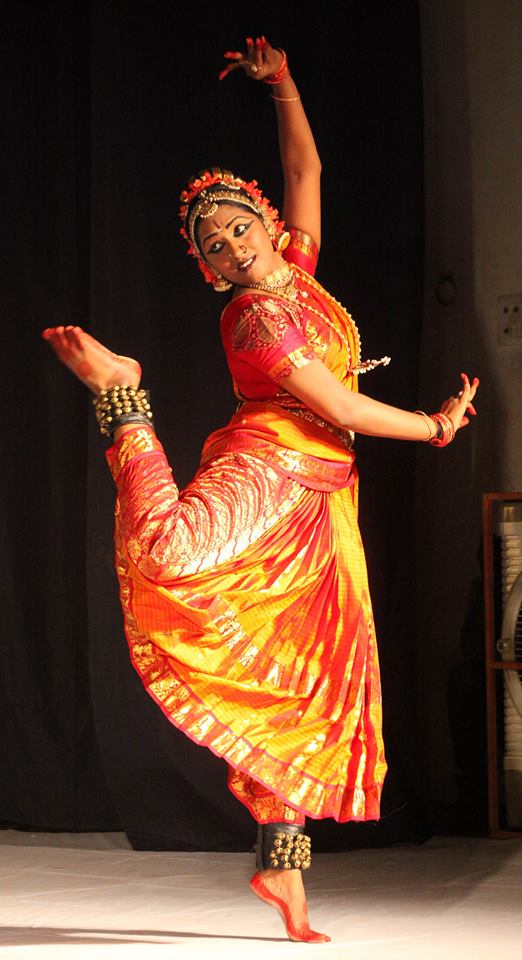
[247,263,390,376]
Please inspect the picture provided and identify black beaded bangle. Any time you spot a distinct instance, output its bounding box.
[93,385,154,437]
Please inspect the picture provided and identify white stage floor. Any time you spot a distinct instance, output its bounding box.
[0,830,521,959]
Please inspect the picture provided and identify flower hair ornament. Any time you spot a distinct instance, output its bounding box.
[179,167,289,291]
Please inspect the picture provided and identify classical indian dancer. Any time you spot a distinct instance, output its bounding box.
[43,36,478,943]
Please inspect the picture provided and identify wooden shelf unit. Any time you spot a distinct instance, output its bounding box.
[483,492,522,836]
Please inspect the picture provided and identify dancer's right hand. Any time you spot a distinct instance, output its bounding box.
[218,36,283,82]
[41,325,142,394]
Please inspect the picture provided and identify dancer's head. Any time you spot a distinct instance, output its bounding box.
[179,168,287,291]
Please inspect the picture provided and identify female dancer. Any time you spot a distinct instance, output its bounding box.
[43,37,478,944]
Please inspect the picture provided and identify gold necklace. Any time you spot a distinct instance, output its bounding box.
[246,263,357,370]
[248,263,297,296]
[242,262,390,375]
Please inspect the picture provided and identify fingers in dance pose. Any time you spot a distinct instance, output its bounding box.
[440,372,479,427]
[218,35,283,82]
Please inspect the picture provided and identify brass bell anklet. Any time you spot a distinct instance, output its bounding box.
[93,385,154,437]
[255,822,312,872]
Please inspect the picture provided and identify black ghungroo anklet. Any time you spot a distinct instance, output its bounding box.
[93,385,154,436]
[256,823,312,871]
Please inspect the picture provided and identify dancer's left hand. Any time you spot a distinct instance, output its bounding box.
[439,373,479,430]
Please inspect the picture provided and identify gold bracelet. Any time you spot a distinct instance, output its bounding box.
[414,410,436,441]
[270,94,301,102]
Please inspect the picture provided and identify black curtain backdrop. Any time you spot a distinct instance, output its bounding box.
[2,0,427,850]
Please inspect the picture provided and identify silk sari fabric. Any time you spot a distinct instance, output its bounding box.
[106,228,386,824]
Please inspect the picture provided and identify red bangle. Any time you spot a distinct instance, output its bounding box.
[262,49,290,85]
[428,412,456,447]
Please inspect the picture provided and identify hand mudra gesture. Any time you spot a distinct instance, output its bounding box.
[440,372,479,432]
[218,36,284,82]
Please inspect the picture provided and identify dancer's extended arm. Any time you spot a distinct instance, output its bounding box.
[280,358,478,441]
[219,36,321,247]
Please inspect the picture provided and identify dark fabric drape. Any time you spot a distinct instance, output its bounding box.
[2,0,118,829]
[2,0,427,849]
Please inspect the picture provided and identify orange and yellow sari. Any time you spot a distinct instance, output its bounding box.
[106,229,386,825]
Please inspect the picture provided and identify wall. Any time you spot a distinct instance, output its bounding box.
[417,0,522,813]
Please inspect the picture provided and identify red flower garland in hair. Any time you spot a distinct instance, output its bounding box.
[179,168,285,286]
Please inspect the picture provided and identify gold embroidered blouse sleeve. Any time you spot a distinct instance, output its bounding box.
[229,297,316,385]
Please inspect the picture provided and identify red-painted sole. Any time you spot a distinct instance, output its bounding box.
[249,873,331,943]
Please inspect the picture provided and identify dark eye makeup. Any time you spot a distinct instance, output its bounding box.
[205,220,253,255]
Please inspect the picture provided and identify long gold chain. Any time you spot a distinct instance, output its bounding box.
[291,264,361,371]
[239,263,390,376]
[247,263,358,372]
[292,266,392,374]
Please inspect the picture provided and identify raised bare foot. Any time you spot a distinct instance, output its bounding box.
[250,869,330,943]
[42,326,141,394]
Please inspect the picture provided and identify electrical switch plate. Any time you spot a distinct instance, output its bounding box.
[497,294,522,345]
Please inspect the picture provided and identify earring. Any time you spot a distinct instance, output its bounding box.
[211,272,233,292]
[276,231,291,252]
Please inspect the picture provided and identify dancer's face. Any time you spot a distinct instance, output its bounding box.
[197,203,281,286]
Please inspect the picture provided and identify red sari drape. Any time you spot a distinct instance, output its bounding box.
[106,228,387,823]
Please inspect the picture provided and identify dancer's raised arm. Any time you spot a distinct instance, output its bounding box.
[219,36,321,247]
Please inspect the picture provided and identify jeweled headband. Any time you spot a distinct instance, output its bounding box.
[179,167,285,286]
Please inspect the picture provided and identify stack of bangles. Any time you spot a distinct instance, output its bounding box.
[262,49,300,103]
[93,386,154,437]
[414,410,456,447]
[261,48,289,84]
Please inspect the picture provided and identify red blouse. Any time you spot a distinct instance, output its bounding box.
[220,227,346,406]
